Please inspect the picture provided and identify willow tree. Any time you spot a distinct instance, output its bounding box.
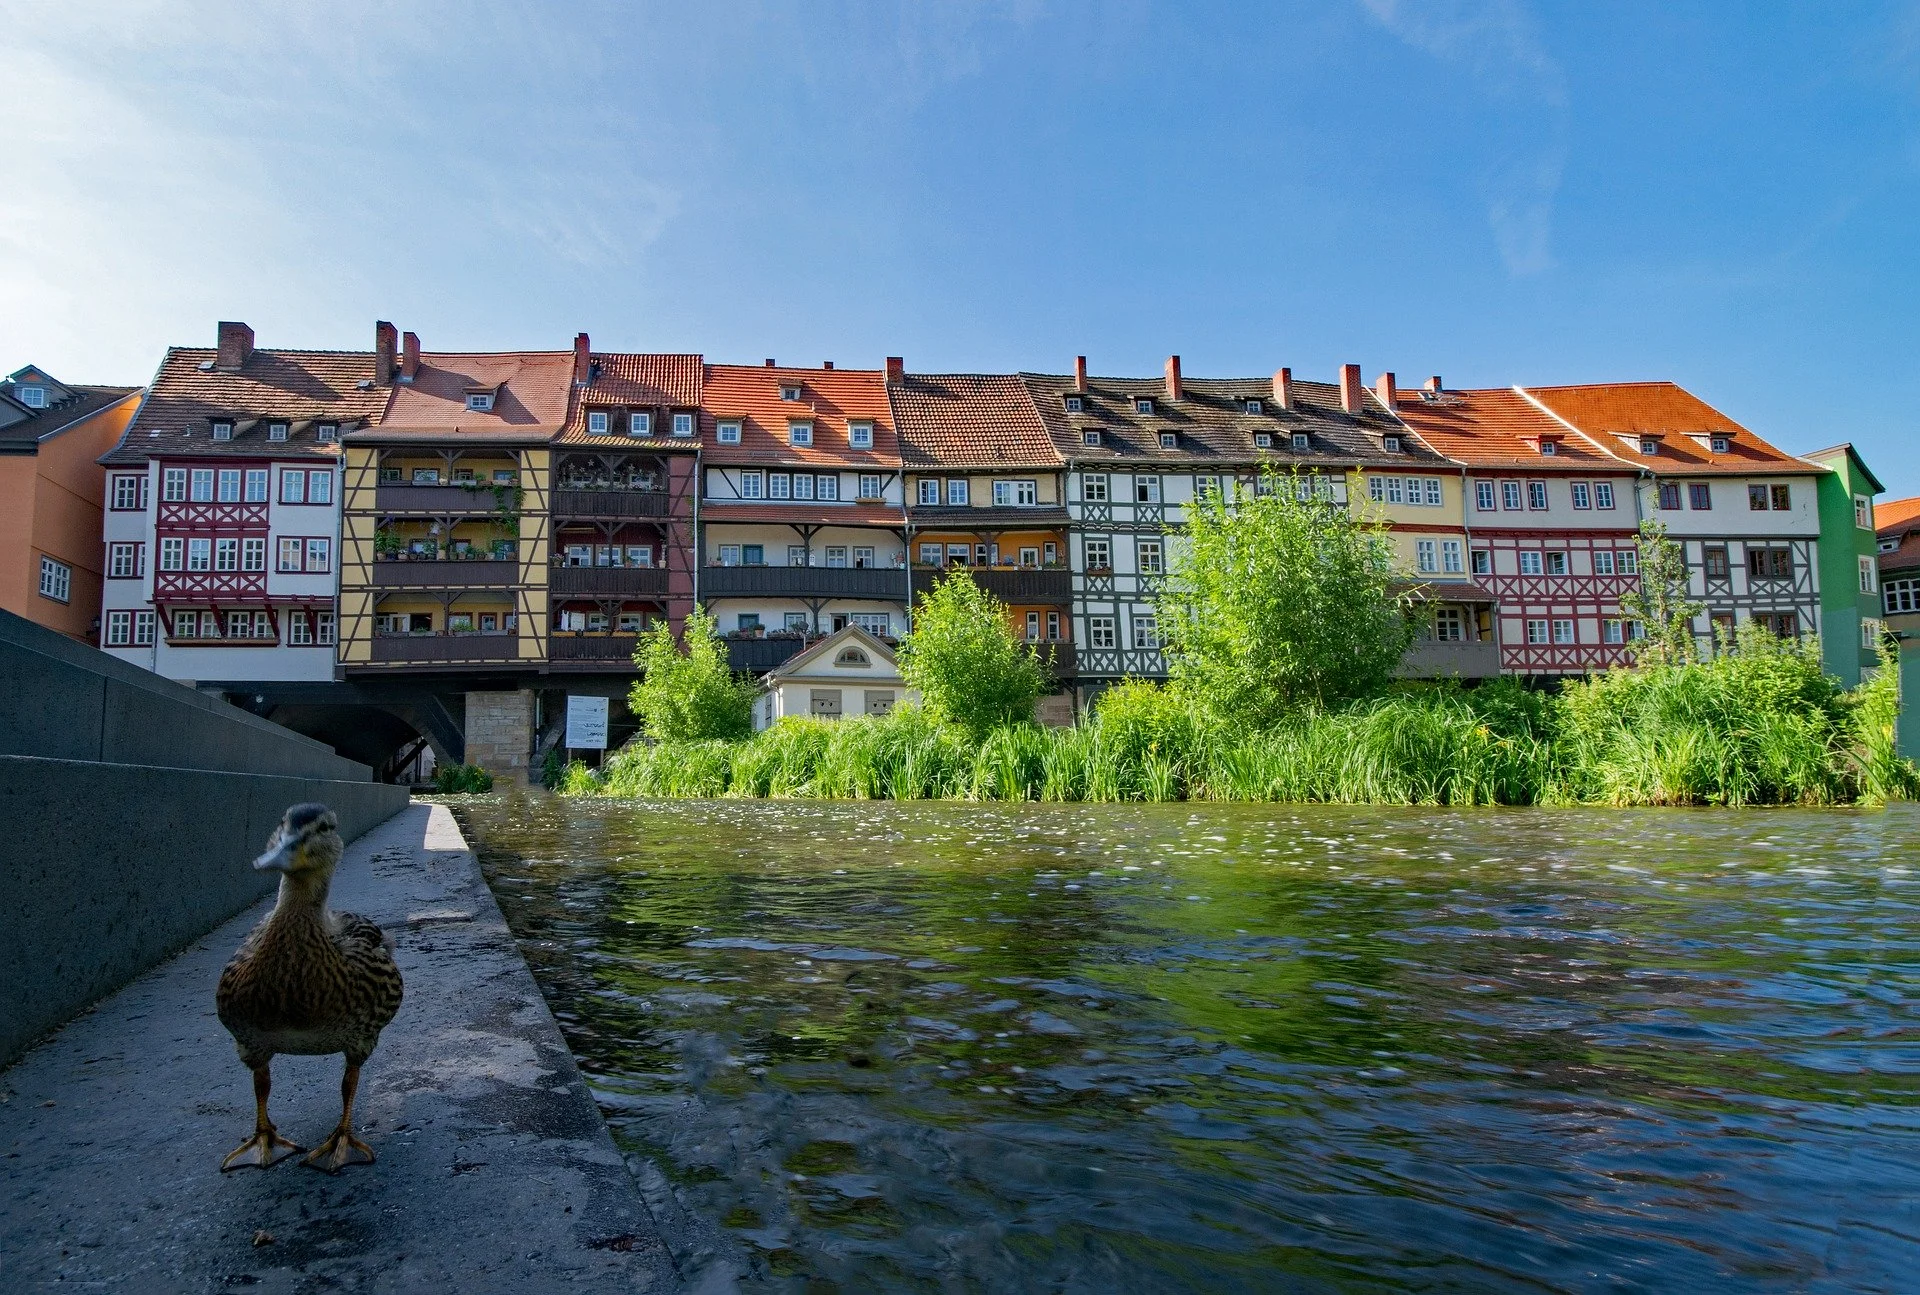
[1155,470,1412,728]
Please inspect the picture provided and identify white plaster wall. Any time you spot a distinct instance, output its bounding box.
[704,524,907,566]
[1465,474,1640,532]
[1634,477,1820,538]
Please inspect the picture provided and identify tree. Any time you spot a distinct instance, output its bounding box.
[1155,468,1413,727]
[627,606,757,742]
[898,570,1047,738]
[1620,518,1703,665]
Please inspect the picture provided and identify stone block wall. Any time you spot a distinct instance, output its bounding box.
[465,689,534,781]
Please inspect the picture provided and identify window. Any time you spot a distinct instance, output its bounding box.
[628,545,653,568]
[1862,617,1884,650]
[1594,481,1615,510]
[163,468,187,502]
[1085,538,1112,570]
[1025,611,1040,642]
[816,475,838,501]
[1159,432,1177,449]
[718,544,741,566]
[241,468,266,502]
[1545,551,1568,576]
[1594,550,1615,576]
[1552,619,1575,644]
[1747,547,1793,580]
[213,468,240,503]
[172,610,200,638]
[1134,475,1161,504]
[242,537,265,571]
[740,471,762,499]
[1525,619,1549,644]
[1442,539,1462,573]
[1291,432,1309,451]
[859,474,881,499]
[789,422,813,447]
[946,543,970,566]
[1065,395,1083,413]
[37,556,70,602]
[1433,608,1465,641]
[1474,480,1496,512]
[1134,397,1154,414]
[629,412,652,437]
[742,544,764,565]
[852,612,891,635]
[1083,430,1101,447]
[1704,546,1730,578]
[106,610,132,646]
[1017,479,1037,506]
[1470,548,1491,576]
[587,411,609,434]
[467,393,494,412]
[1688,482,1712,511]
[286,612,312,645]
[1859,555,1876,594]
[1089,616,1116,648]
[316,423,337,443]
[1245,399,1263,414]
[18,385,46,408]
[1424,478,1443,506]
[1603,619,1624,644]
[1748,484,1769,511]
[1617,550,1638,576]
[268,421,288,442]
[112,474,146,510]
[214,538,238,572]
[848,420,873,448]
[1527,480,1548,510]
[918,478,940,505]
[1711,435,1730,454]
[1759,612,1800,637]
[853,546,875,569]
[1383,435,1402,452]
[1855,495,1872,529]
[824,546,849,568]
[947,479,968,506]
[1082,474,1109,503]
[780,385,803,402]
[159,537,183,570]
[1017,547,1038,568]
[1045,541,1058,564]
[1047,610,1061,640]
[717,420,741,444]
[1519,551,1544,576]
[1570,482,1591,510]
[1132,614,1160,649]
[993,480,1013,507]
[1253,432,1272,449]
[130,609,154,645]
[280,470,306,504]
[1772,484,1791,511]
[1137,538,1164,575]
[1416,539,1437,573]
[768,472,791,500]
[1539,439,1558,456]
[279,538,304,571]
[411,467,440,484]
[108,541,142,578]
[1639,437,1658,456]
[673,412,694,438]
[1886,578,1920,615]
[306,538,330,572]
[212,421,232,442]
[1658,481,1682,510]
[187,538,211,571]
[1501,480,1522,510]
[309,471,332,505]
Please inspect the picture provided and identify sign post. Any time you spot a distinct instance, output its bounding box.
[564,694,609,761]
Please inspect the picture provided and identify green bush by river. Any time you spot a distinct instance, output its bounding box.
[562,632,1914,808]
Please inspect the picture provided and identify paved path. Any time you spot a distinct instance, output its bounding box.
[0,802,682,1292]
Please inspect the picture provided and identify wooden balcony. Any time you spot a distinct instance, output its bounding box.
[1032,641,1076,679]
[369,558,518,588]
[368,634,521,664]
[549,634,642,663]
[912,566,1070,603]
[550,566,670,597]
[701,565,909,601]
[372,483,516,515]
[727,636,807,672]
[1397,638,1501,680]
[552,488,671,519]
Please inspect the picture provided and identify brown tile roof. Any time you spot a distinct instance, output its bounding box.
[1389,386,1631,471]
[1019,371,1441,468]
[1875,495,1920,535]
[102,347,388,465]
[1,382,139,452]
[1877,497,1920,577]
[886,373,1061,469]
[363,351,575,443]
[559,353,704,444]
[701,364,902,470]
[1520,382,1818,475]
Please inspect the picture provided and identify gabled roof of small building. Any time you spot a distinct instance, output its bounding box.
[1388,385,1629,471]
[559,353,705,445]
[763,624,903,683]
[1519,382,1819,476]
[886,372,1061,470]
[701,363,902,471]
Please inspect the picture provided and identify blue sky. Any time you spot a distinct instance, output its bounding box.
[4,1,1916,494]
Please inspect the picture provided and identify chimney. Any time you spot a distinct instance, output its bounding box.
[1073,356,1088,392]
[1424,375,1443,393]
[765,358,777,368]
[372,321,396,385]
[573,332,591,385]
[1271,367,1292,409]
[401,331,421,383]
[822,360,834,370]
[217,321,255,372]
[1339,363,1363,415]
[1164,355,1183,402]
[1374,371,1397,410]
[885,357,905,386]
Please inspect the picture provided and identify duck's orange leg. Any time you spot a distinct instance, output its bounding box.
[303,1061,376,1173]
[220,1064,302,1170]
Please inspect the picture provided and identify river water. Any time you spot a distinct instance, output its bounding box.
[452,796,1919,1292]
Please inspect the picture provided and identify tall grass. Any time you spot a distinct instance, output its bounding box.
[574,637,1915,809]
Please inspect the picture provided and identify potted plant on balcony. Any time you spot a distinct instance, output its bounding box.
[374,530,405,561]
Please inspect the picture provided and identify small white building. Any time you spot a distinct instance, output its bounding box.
[751,625,918,730]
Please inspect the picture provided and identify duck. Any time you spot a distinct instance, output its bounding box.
[215,803,404,1173]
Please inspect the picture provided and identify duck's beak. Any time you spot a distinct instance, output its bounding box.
[253,838,298,872]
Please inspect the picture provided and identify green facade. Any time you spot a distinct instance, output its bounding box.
[1804,445,1885,687]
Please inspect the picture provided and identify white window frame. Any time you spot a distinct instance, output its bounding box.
[1136,538,1164,576]
[112,474,145,510]
[848,420,873,449]
[1084,537,1112,570]
[1594,481,1616,510]
[1089,615,1116,649]
[789,422,814,447]
[1518,551,1544,576]
[1131,613,1160,650]
[1082,474,1109,503]
[630,411,652,437]
[1416,539,1437,573]
[242,537,266,572]
[1552,618,1575,644]
[1570,482,1591,510]
[1855,495,1872,529]
[109,542,142,578]
[672,412,694,438]
[1593,550,1616,575]
[587,411,609,434]
[717,420,741,444]
[1859,555,1876,594]
[739,471,762,499]
[106,610,133,646]
[947,479,968,506]
[1134,475,1161,504]
[38,555,71,602]
[163,468,187,502]
[918,478,940,505]
[859,474,881,499]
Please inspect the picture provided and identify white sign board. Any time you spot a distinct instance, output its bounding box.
[565,694,609,750]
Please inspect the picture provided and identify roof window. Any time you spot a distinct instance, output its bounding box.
[630,411,651,437]
[789,421,814,447]
[1134,397,1154,415]
[849,420,874,449]
[1639,437,1659,456]
[268,421,288,442]
[1291,432,1309,451]
[18,386,46,408]
[1159,432,1177,449]
[673,412,694,437]
[780,384,803,401]
[1382,434,1402,453]
[316,423,338,443]
[1083,429,1101,447]
[717,420,741,444]
[1539,438,1557,456]
[466,393,494,412]
[1254,433,1272,448]
[1064,395,1083,413]
[587,411,609,434]
[1244,399,1262,415]
[1710,435,1730,454]
[211,421,233,442]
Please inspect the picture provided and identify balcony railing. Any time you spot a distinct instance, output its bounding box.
[368,634,521,664]
[552,487,671,519]
[912,566,1070,603]
[1397,638,1501,680]
[373,483,516,514]
[1030,641,1076,679]
[550,566,670,597]
[550,634,642,662]
[727,636,807,672]
[370,558,519,588]
[701,565,908,601]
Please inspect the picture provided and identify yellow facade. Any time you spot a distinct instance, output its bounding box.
[1347,468,1471,583]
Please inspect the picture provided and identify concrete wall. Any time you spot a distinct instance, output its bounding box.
[0,608,407,1065]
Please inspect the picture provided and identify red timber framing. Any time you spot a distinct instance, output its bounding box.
[1475,530,1640,674]
[549,448,697,646]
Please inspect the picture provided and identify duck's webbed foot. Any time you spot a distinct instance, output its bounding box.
[302,1126,376,1173]
[221,1063,302,1171]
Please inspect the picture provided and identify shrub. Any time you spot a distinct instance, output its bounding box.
[898,571,1047,739]
[628,606,757,743]
[432,763,494,794]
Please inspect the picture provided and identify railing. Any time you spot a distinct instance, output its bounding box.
[552,488,671,519]
[550,566,670,597]
[373,483,514,514]
[1397,638,1501,680]
[549,634,642,661]
[370,559,519,588]
[368,634,521,664]
[727,637,807,672]
[701,565,908,600]
[912,566,1070,603]
[1032,641,1076,679]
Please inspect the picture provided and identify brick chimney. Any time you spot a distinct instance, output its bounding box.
[1073,356,1088,392]
[573,332,591,385]
[1374,371,1397,410]
[373,321,396,385]
[885,357,905,386]
[765,358,777,368]
[1271,367,1292,409]
[216,321,255,372]
[401,331,421,383]
[1339,363,1363,415]
[1424,375,1443,393]
[1164,355,1183,402]
[822,360,833,370]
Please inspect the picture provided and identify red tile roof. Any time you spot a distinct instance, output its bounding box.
[1389,386,1629,471]
[701,364,901,470]
[1520,382,1817,475]
[1875,495,1920,536]
[367,351,575,442]
[560,353,703,444]
[886,373,1061,469]
[102,346,388,465]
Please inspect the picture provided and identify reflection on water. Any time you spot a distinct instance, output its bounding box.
[454,796,1920,1292]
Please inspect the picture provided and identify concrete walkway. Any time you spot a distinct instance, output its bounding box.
[0,802,680,1292]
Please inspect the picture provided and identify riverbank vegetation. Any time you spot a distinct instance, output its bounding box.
[560,474,1914,808]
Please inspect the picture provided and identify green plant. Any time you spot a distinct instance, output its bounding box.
[1620,518,1704,665]
[433,763,494,794]
[897,570,1047,739]
[627,606,757,742]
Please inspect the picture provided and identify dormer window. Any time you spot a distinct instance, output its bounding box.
[268,421,288,442]
[1292,432,1310,451]
[1065,395,1084,413]
[717,420,742,444]
[789,422,814,447]
[1083,429,1101,447]
[630,412,652,437]
[1159,432,1177,449]
[1710,435,1730,454]
[780,385,803,401]
[1134,398,1154,415]
[466,392,494,412]
[848,420,874,449]
[1254,433,1272,448]
[1539,439,1557,456]
[1244,399,1263,415]
[835,647,872,667]
[1639,437,1659,456]
[211,421,233,442]
[18,386,46,408]
[315,423,337,443]
[1382,434,1402,452]
[587,411,609,434]
[672,412,694,437]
